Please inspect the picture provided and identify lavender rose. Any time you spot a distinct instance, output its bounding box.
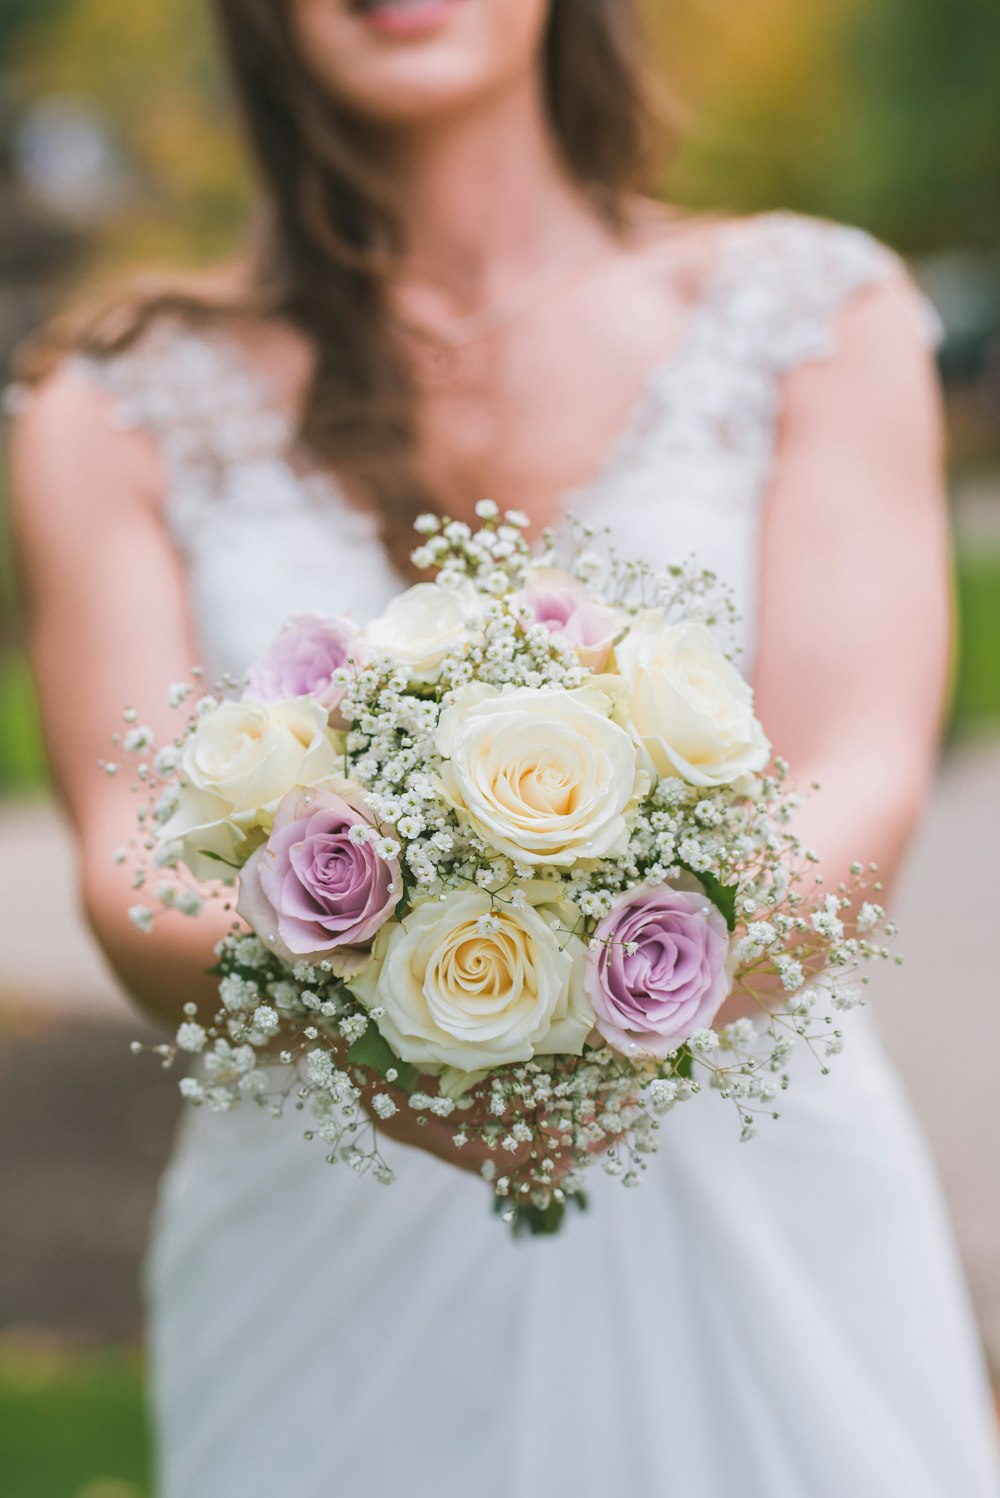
[585,881,731,1058]
[236,784,399,977]
[511,568,622,671]
[246,614,362,723]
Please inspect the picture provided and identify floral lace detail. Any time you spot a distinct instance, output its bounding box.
[73,320,291,471]
[62,212,917,552]
[69,320,382,558]
[570,212,905,513]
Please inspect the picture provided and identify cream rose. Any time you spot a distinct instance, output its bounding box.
[157,697,342,881]
[364,581,482,683]
[348,886,595,1074]
[613,617,770,787]
[436,683,642,866]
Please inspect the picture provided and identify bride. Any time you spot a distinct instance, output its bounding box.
[10,1,1000,1494]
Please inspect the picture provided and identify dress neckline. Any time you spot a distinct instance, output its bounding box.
[558,216,756,520]
[196,214,758,533]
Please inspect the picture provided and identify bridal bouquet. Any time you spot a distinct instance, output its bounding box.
[120,505,894,1234]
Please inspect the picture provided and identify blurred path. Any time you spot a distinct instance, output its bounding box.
[0,798,127,1019]
[955,477,1000,548]
[1,746,999,1368]
[874,734,1000,1376]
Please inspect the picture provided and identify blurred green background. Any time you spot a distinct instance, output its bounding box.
[1,2,998,1493]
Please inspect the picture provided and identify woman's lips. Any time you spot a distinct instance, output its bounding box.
[349,0,465,39]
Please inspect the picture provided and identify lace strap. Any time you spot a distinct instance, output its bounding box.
[67,319,293,484]
[694,211,933,373]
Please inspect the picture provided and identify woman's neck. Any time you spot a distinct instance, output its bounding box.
[375,73,612,309]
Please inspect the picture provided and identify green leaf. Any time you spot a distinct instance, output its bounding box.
[671,1048,694,1081]
[680,864,738,932]
[493,1190,589,1239]
[348,1026,419,1096]
[197,848,242,873]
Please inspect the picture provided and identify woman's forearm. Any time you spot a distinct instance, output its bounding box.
[83,852,233,1028]
[718,755,926,1023]
[784,754,927,907]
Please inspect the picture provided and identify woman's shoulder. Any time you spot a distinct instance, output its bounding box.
[709,210,936,362]
[629,202,935,364]
[5,344,165,593]
[6,250,310,442]
[626,206,941,472]
[742,217,945,472]
[4,323,193,548]
[6,303,309,497]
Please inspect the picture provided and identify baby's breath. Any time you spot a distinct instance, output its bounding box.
[122,512,896,1234]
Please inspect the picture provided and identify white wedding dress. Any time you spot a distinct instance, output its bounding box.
[76,214,1000,1498]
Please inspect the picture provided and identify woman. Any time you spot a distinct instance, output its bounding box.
[9,2,1000,1494]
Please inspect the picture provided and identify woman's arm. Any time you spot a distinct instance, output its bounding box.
[9,369,522,1176]
[753,274,950,903]
[9,368,231,1026]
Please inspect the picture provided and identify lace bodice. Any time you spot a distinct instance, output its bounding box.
[62,212,919,680]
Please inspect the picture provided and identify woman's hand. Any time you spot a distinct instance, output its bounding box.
[357,1071,534,1179]
[356,1064,625,1187]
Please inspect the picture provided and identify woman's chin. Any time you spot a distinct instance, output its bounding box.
[331,64,503,129]
[291,0,550,129]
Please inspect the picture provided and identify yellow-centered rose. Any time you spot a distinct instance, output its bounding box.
[613,617,770,787]
[349,886,594,1073]
[436,682,642,866]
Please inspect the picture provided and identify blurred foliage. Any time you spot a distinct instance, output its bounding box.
[658,0,1000,252]
[0,1340,149,1498]
[0,650,45,793]
[4,0,999,265]
[6,0,249,270]
[836,0,1000,251]
[657,0,864,223]
[953,550,1000,727]
[0,444,46,793]
[0,0,64,54]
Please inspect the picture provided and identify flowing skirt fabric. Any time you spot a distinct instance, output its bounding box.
[147,1012,1000,1498]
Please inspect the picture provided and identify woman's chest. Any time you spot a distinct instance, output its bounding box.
[408,269,695,527]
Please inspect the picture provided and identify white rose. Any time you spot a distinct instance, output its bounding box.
[364,581,482,682]
[436,683,643,866]
[613,617,770,787]
[348,886,595,1073]
[158,697,341,881]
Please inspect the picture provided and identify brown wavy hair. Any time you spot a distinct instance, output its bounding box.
[20,0,667,569]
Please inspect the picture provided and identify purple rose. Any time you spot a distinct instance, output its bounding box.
[237,786,399,977]
[246,614,362,724]
[511,569,621,671]
[585,882,731,1058]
